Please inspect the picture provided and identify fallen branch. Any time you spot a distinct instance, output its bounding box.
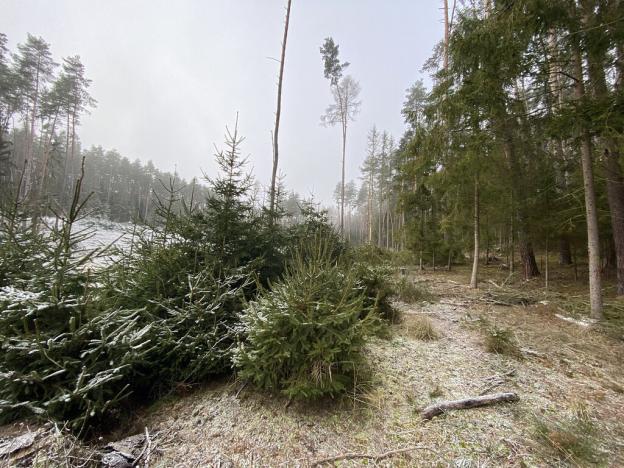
[421,392,519,420]
[555,313,596,327]
[235,381,248,398]
[143,427,152,468]
[520,347,546,358]
[311,445,436,466]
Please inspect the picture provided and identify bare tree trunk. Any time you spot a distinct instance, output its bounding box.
[378,181,383,248]
[485,221,490,265]
[70,107,77,182]
[269,0,292,218]
[470,176,479,289]
[510,212,515,274]
[443,0,450,70]
[545,238,549,291]
[340,122,346,236]
[572,45,603,319]
[23,56,42,198]
[63,113,71,204]
[367,173,373,243]
[519,240,540,280]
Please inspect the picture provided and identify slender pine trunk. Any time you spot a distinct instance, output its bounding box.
[269,0,292,219]
[470,175,480,289]
[572,44,603,319]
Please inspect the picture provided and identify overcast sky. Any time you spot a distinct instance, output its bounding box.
[3,0,441,204]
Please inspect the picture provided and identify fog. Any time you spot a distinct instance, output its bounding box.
[3,0,441,203]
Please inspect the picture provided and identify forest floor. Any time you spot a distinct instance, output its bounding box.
[117,264,624,467]
[2,264,624,467]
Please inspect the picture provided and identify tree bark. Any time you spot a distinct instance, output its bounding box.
[269,0,292,218]
[559,236,573,265]
[519,240,540,279]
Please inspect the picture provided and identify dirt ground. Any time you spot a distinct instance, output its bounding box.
[124,267,624,467]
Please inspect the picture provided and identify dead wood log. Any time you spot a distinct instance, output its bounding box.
[421,392,519,420]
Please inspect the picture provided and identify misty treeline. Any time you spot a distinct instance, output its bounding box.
[0,32,308,223]
[341,0,624,319]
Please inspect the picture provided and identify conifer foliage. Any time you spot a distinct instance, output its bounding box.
[234,237,378,399]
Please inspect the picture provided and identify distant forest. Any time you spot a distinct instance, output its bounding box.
[0,33,307,223]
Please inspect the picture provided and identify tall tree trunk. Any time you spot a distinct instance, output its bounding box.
[510,212,515,274]
[23,56,42,198]
[519,240,540,279]
[269,0,292,218]
[367,176,373,243]
[443,0,450,70]
[470,175,480,289]
[340,122,346,236]
[545,238,550,291]
[572,45,603,319]
[583,8,624,295]
[603,147,624,294]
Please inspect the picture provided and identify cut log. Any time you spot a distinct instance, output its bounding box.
[421,392,519,420]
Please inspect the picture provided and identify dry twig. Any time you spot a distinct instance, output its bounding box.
[311,445,437,466]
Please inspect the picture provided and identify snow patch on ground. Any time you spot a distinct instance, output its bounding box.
[0,286,43,303]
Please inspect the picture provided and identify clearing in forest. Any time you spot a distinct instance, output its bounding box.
[106,268,624,467]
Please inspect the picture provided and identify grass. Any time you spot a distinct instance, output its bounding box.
[428,384,444,398]
[533,405,603,465]
[395,277,433,304]
[401,314,440,341]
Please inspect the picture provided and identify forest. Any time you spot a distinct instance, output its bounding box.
[1,0,624,466]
